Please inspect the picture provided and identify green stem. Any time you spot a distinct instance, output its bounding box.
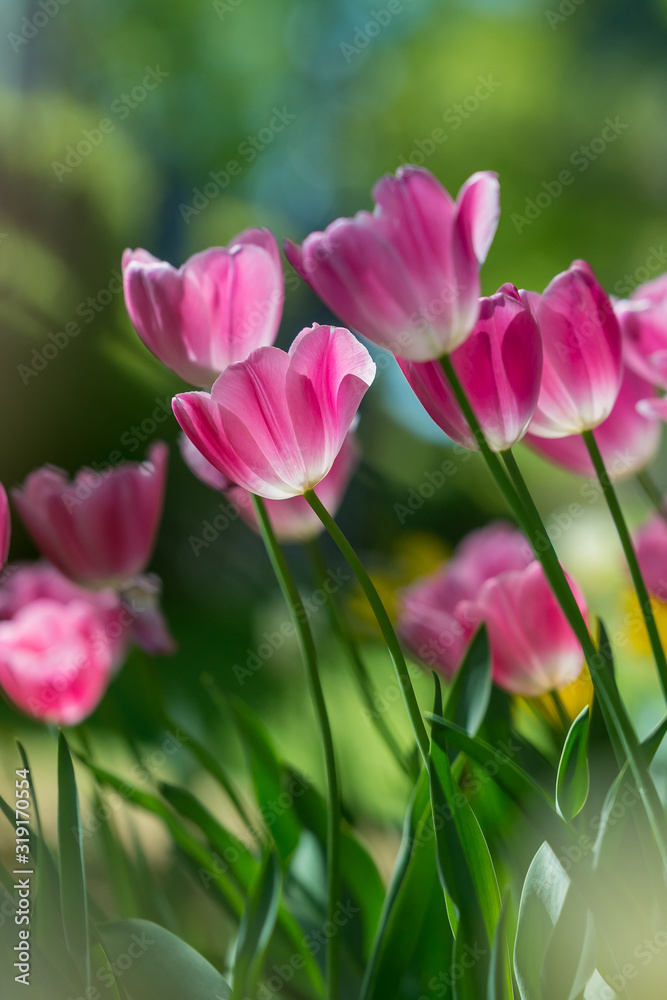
[306,540,415,778]
[500,447,667,864]
[637,469,667,522]
[583,430,667,702]
[303,491,431,768]
[250,496,341,1000]
[437,356,667,861]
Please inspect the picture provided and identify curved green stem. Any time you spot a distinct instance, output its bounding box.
[582,429,667,701]
[306,540,415,778]
[500,448,667,864]
[251,496,341,1000]
[303,491,431,768]
[437,356,667,862]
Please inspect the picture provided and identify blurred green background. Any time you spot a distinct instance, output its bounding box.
[1,0,667,853]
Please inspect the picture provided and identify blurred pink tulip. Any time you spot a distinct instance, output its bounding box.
[615,272,667,387]
[398,284,542,451]
[123,229,283,387]
[635,515,667,601]
[398,522,586,695]
[285,167,499,361]
[180,432,359,543]
[398,523,533,677]
[174,324,375,500]
[0,561,174,663]
[527,261,623,437]
[458,562,587,696]
[526,367,661,480]
[13,442,168,588]
[0,599,116,725]
[0,484,10,569]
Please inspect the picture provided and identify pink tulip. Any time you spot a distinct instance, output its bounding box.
[0,599,116,725]
[0,561,174,662]
[285,168,500,361]
[398,284,542,451]
[0,484,10,569]
[458,563,587,696]
[398,523,585,694]
[398,523,533,676]
[635,515,667,601]
[13,442,168,588]
[615,272,667,387]
[526,367,661,480]
[173,324,375,500]
[527,261,623,437]
[123,229,283,387]
[180,432,359,543]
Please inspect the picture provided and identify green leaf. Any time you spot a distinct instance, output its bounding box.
[76,755,245,918]
[288,768,385,960]
[556,706,590,821]
[640,713,667,763]
[57,731,90,989]
[16,740,44,840]
[541,882,596,1000]
[514,843,594,1000]
[232,852,282,1000]
[162,713,256,834]
[91,943,123,1000]
[427,716,562,841]
[98,918,230,999]
[227,696,301,862]
[361,770,454,1000]
[488,893,514,1000]
[444,625,492,736]
[79,757,322,996]
[428,739,495,997]
[159,782,258,892]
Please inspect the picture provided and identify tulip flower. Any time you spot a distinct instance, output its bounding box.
[527,260,623,437]
[398,284,542,451]
[458,562,587,696]
[285,167,500,361]
[526,367,661,480]
[399,522,586,694]
[0,562,127,664]
[0,562,174,662]
[13,442,168,589]
[615,272,667,387]
[0,484,10,569]
[0,599,116,725]
[123,229,284,387]
[173,324,375,500]
[180,432,359,543]
[398,523,533,676]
